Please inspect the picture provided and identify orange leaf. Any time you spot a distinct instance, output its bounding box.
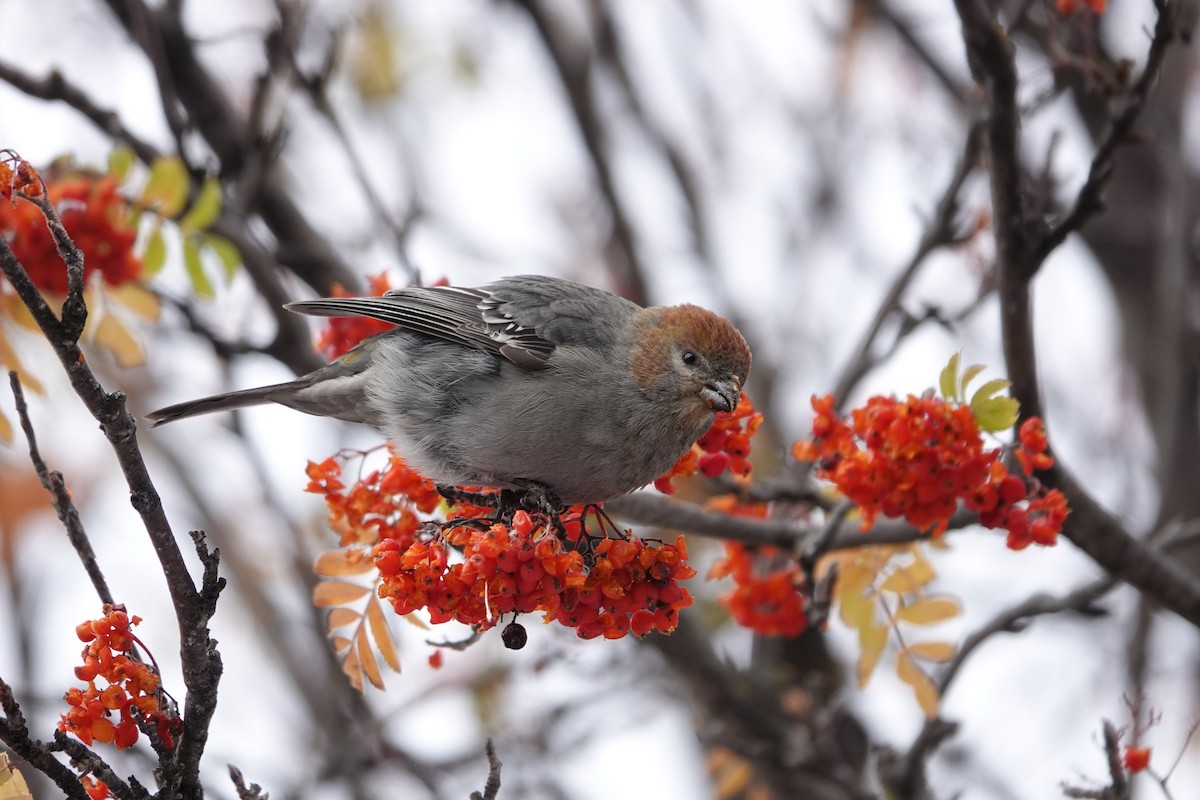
[856,622,889,688]
[330,636,352,654]
[315,549,376,577]
[366,595,401,673]
[340,642,364,692]
[356,624,384,690]
[907,641,957,662]
[108,283,162,320]
[0,329,44,394]
[897,651,940,718]
[0,411,10,446]
[313,581,370,607]
[326,607,361,631]
[896,596,961,625]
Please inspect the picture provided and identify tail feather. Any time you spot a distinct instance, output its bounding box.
[145,381,305,427]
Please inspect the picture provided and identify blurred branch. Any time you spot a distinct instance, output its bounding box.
[1062,720,1131,800]
[468,740,502,800]
[0,678,93,799]
[0,195,224,798]
[953,0,1200,629]
[606,491,976,549]
[832,121,983,404]
[889,575,1115,797]
[1032,3,1181,264]
[860,0,971,107]
[8,372,116,605]
[0,61,160,164]
[508,0,649,304]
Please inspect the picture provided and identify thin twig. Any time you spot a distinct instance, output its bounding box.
[0,678,92,799]
[8,372,116,605]
[468,740,502,800]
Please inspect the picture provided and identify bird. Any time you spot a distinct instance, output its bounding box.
[147,275,751,507]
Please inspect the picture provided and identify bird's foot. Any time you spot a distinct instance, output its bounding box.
[436,482,566,533]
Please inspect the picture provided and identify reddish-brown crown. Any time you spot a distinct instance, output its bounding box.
[630,304,751,389]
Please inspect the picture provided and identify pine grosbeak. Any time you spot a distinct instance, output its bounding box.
[148,275,751,505]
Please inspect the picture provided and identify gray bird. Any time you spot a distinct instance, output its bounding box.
[147,275,751,506]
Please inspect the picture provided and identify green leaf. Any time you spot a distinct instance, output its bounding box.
[970,379,1012,405]
[180,175,222,231]
[938,352,961,401]
[140,155,189,218]
[141,225,167,276]
[969,378,1018,432]
[973,396,1020,432]
[959,364,987,398]
[183,235,214,299]
[201,232,242,281]
[107,146,136,182]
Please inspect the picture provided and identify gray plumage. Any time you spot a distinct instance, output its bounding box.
[147,275,751,505]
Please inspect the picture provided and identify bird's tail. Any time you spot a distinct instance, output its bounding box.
[144,380,307,427]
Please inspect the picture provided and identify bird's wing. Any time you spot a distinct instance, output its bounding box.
[286,284,556,368]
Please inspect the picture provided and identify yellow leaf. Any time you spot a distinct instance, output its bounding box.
[313,581,370,607]
[856,622,889,687]
[140,155,189,218]
[0,411,11,445]
[202,232,242,281]
[108,283,162,320]
[183,236,213,299]
[140,224,168,277]
[366,595,401,672]
[180,175,222,231]
[340,642,364,692]
[402,612,431,631]
[357,624,385,690]
[712,757,754,800]
[897,651,941,718]
[896,596,961,625]
[959,364,987,397]
[92,313,146,368]
[907,641,957,662]
[0,752,33,800]
[0,330,44,394]
[0,294,39,333]
[315,548,376,577]
[326,607,361,631]
[835,561,876,596]
[938,352,960,401]
[880,557,935,594]
[107,145,136,182]
[839,591,875,630]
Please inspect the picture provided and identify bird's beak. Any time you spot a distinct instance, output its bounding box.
[700,377,740,413]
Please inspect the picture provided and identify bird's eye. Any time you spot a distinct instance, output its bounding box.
[681,351,698,366]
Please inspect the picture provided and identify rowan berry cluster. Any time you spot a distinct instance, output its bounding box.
[655,392,762,493]
[374,509,696,640]
[305,450,442,549]
[59,605,176,752]
[0,164,141,295]
[794,393,1069,548]
[709,539,807,637]
[1056,0,1106,14]
[315,273,398,360]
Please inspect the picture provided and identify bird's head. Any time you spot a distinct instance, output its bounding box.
[630,305,751,421]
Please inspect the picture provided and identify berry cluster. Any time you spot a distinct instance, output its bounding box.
[794,393,1068,548]
[374,510,696,641]
[315,273,397,360]
[709,539,808,637]
[0,166,141,295]
[655,392,762,493]
[1056,0,1105,14]
[306,450,442,549]
[59,606,176,751]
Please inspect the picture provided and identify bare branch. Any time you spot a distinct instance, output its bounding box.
[8,372,116,605]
